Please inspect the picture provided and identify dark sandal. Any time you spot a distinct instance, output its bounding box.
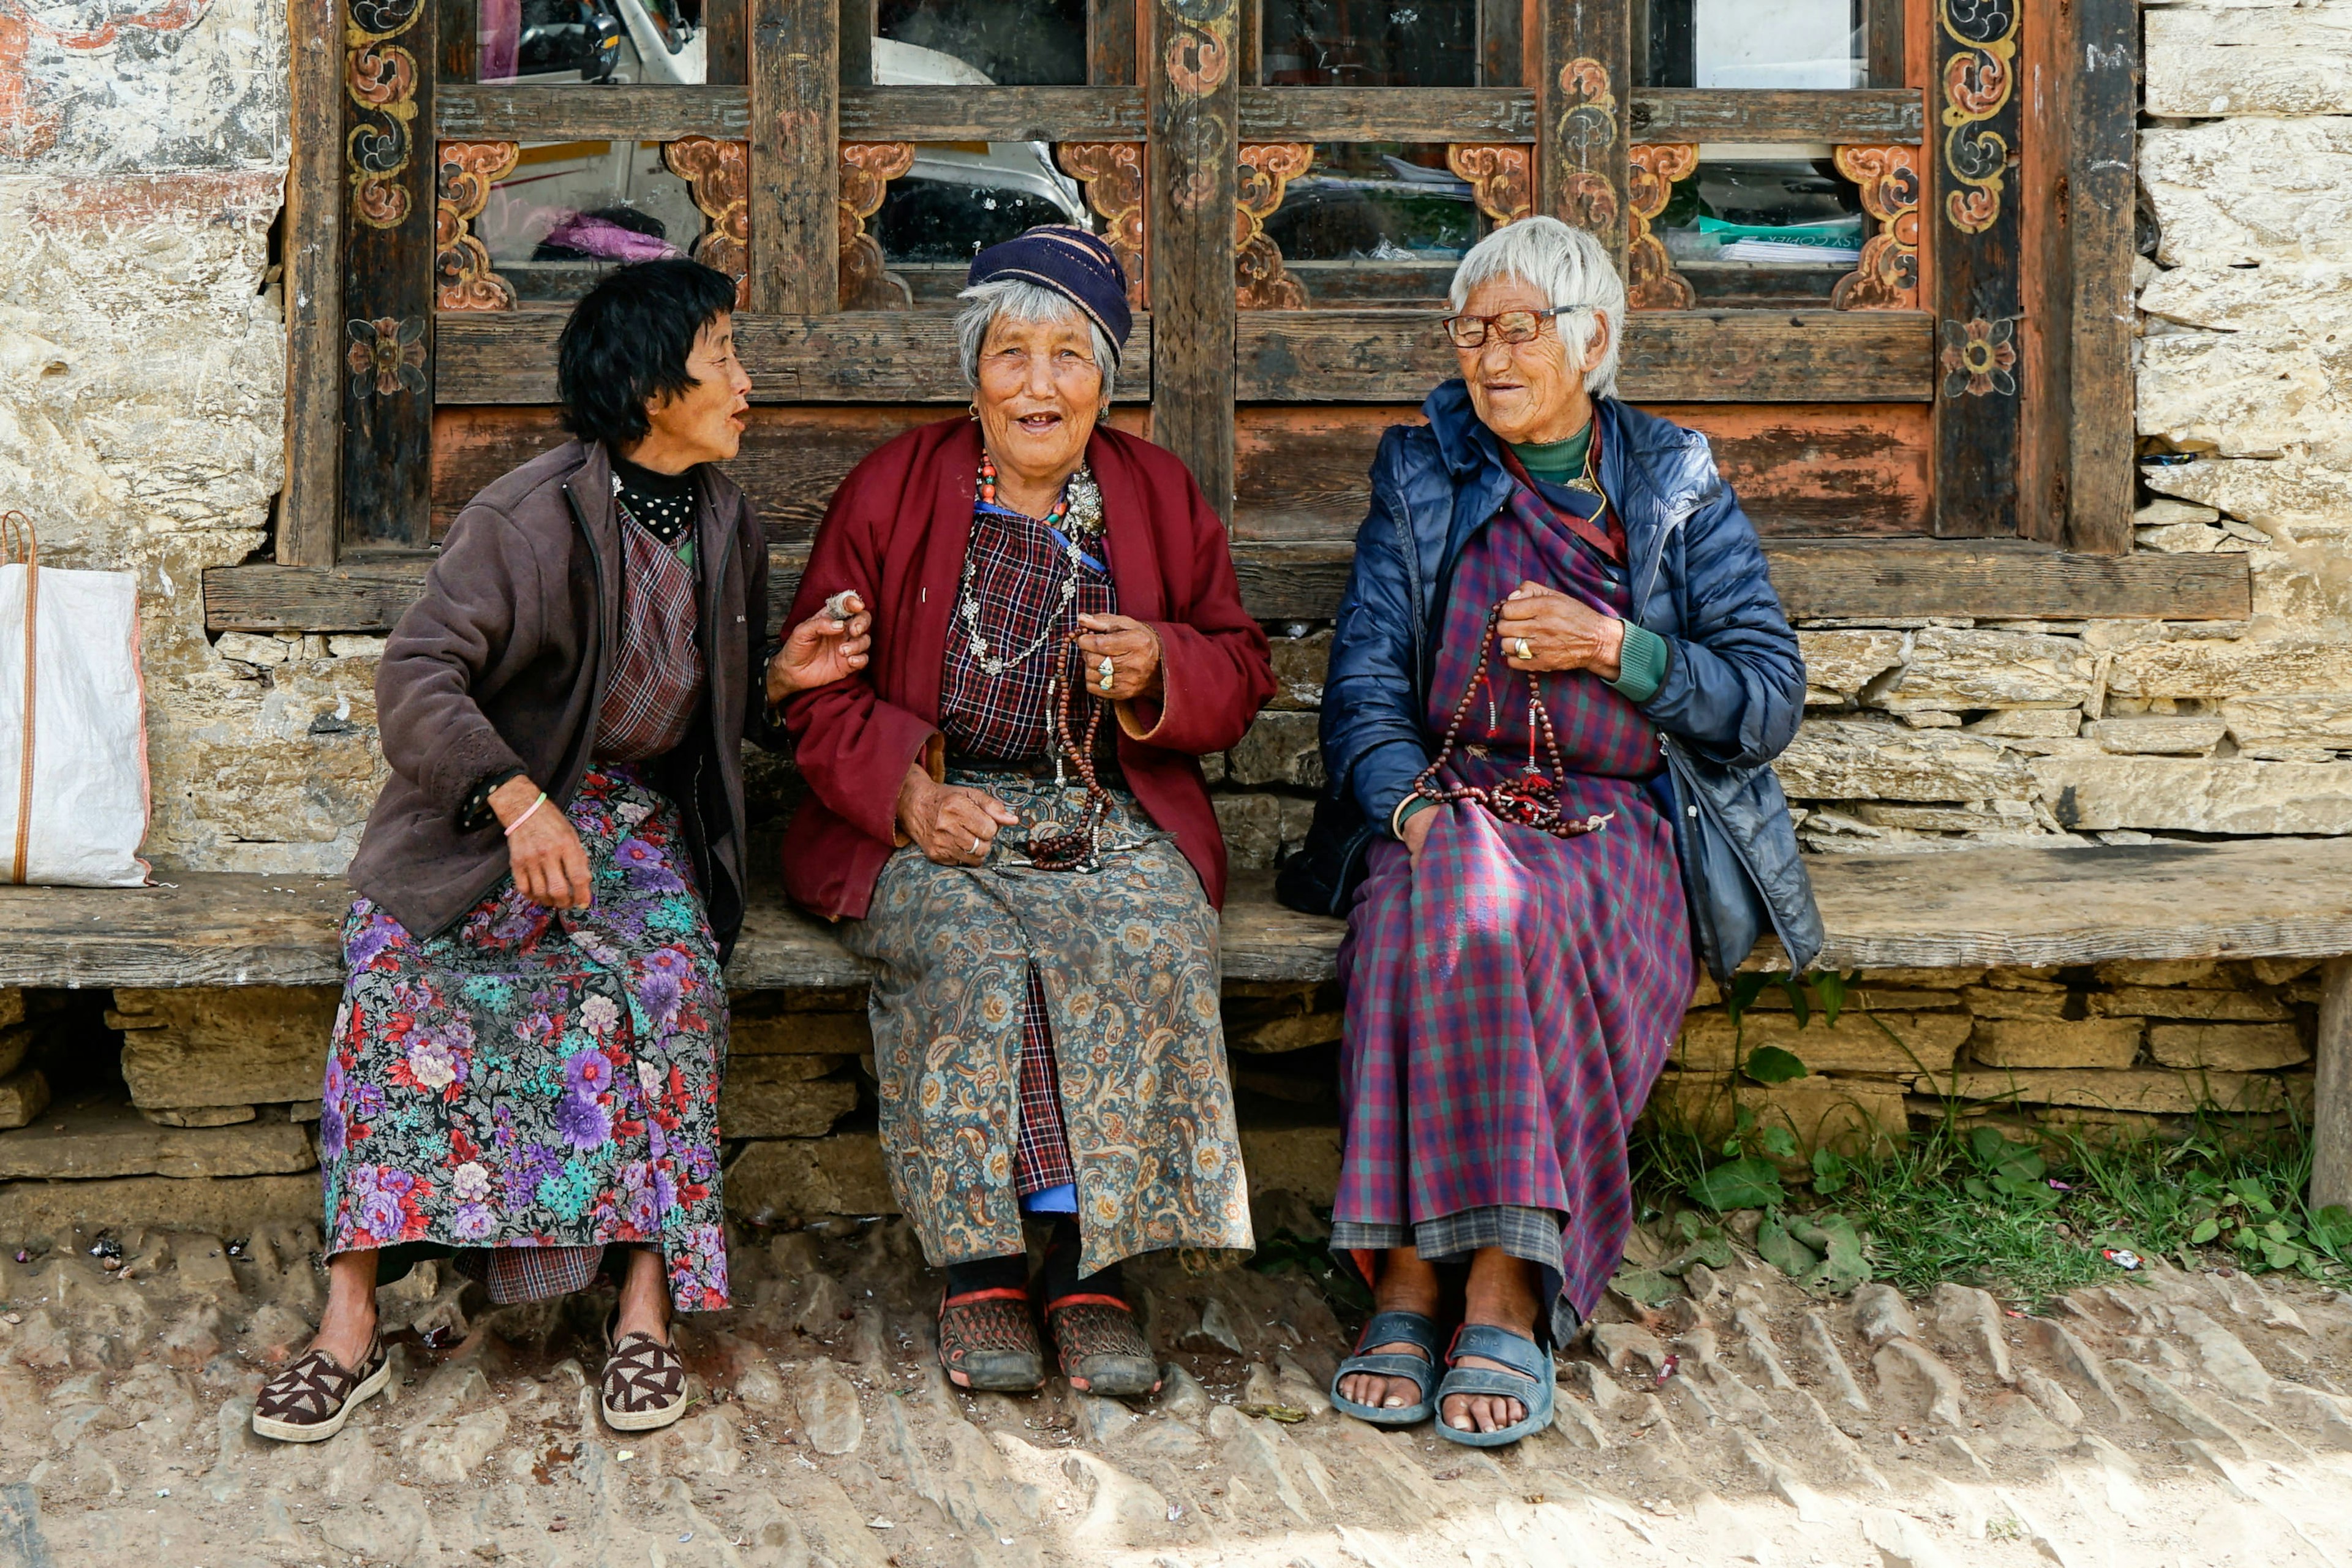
[252,1332,390,1443]
[1329,1309,1442,1427]
[1433,1323,1556,1449]
[1044,1292,1160,1398]
[601,1311,689,1431]
[938,1287,1047,1392]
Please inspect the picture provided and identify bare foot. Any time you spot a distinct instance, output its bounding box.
[1441,1247,1543,1434]
[1336,1246,1438,1412]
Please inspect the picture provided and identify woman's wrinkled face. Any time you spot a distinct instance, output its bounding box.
[1454,274,1610,446]
[642,313,752,465]
[974,311,1107,484]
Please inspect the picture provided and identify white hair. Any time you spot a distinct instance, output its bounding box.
[1447,216,1627,399]
[952,277,1117,404]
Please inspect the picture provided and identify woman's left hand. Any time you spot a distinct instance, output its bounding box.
[1497,581,1625,681]
[767,595,873,705]
[1073,614,1164,702]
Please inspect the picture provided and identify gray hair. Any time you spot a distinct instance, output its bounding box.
[953,277,1118,405]
[1447,216,1626,400]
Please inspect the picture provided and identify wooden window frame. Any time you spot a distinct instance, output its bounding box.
[238,0,2245,638]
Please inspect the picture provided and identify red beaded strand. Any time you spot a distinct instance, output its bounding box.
[1407,601,1613,840]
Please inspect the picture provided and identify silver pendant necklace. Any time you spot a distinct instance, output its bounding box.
[957,464,1104,678]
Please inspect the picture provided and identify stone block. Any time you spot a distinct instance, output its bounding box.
[1850,801,2035,832]
[1957,986,2069,1020]
[2143,451,2352,533]
[0,1099,315,1180]
[0,1070,48,1131]
[0,993,23,1032]
[1917,1069,2294,1116]
[728,1054,853,1084]
[1969,1019,2144,1071]
[2147,1023,2309,1072]
[1965,710,2079,739]
[2219,694,2352,750]
[1266,632,1330,710]
[140,1105,257,1128]
[1798,630,1905,701]
[1213,793,1283,870]
[109,987,339,1109]
[723,1135,895,1221]
[2138,329,2352,456]
[1675,1010,1968,1076]
[1225,710,1324,790]
[2146,6,2352,119]
[2094,959,2222,988]
[0,1025,30,1081]
[729,1012,872,1055]
[2089,717,2227,756]
[1776,719,2037,802]
[1234,1011,1343,1054]
[2143,119,2352,268]
[2091,987,2287,1023]
[2141,262,2352,338]
[1869,629,2093,714]
[1654,1074,1908,1158]
[2137,523,2228,554]
[0,1175,317,1246]
[2035,756,2352,835]
[719,1076,859,1140]
[1238,1121,1342,1202]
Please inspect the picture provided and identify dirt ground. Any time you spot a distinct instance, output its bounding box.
[5,1213,2352,1568]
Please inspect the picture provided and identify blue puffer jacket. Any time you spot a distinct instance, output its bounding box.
[1280,379,1824,983]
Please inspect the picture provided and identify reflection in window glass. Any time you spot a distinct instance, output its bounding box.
[875,0,1085,86]
[1261,0,1476,85]
[1261,145,1488,307]
[472,142,704,303]
[866,143,1095,306]
[1657,158,1863,307]
[1637,0,1861,88]
[476,0,706,83]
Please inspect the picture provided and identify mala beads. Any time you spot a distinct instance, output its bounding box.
[1408,601,1613,840]
[1022,639,1113,871]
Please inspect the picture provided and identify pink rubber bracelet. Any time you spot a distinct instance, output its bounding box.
[502,791,549,837]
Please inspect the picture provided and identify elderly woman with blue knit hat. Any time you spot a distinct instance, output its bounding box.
[782,227,1275,1398]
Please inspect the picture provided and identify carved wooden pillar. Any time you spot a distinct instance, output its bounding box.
[1537,0,1630,277]
[1931,0,2023,537]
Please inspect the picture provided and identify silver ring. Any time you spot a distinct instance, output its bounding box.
[1513,636,1533,662]
[970,835,984,855]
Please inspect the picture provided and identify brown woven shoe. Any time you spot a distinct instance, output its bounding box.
[937,1286,1046,1392]
[601,1311,689,1432]
[251,1333,390,1443]
[1044,1292,1161,1398]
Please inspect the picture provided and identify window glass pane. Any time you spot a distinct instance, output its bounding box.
[1636,0,1863,88]
[472,141,706,303]
[875,0,1087,86]
[1261,0,1477,86]
[473,0,707,83]
[1657,155,1863,307]
[865,143,1098,306]
[1259,143,1488,307]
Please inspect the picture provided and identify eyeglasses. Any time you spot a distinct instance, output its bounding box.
[1441,306,1572,349]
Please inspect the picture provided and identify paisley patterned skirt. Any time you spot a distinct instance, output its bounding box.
[840,775,1253,1278]
[318,767,731,1313]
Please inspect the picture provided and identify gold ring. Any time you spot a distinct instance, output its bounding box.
[1514,637,1533,662]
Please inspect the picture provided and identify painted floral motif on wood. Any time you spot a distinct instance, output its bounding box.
[1626,143,1698,310]
[1235,143,1313,310]
[1940,315,2016,397]
[1831,145,1921,311]
[838,141,916,310]
[1057,143,1148,309]
[434,141,518,312]
[346,0,425,230]
[1446,145,1532,227]
[347,316,428,397]
[665,138,751,307]
[1553,57,1620,234]
[1939,0,2018,235]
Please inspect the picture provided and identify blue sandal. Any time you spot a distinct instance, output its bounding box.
[1433,1324,1555,1448]
[1328,1309,1443,1426]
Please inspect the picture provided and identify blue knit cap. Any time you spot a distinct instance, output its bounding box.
[967,225,1132,362]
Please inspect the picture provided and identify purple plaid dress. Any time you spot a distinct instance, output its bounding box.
[1333,472,1694,1333]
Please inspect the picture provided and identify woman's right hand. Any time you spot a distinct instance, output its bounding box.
[493,775,592,909]
[1400,806,1435,863]
[897,767,1020,866]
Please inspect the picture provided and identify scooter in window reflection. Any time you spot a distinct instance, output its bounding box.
[481,0,704,85]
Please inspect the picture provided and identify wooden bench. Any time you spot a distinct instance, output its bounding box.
[5,837,2350,1207]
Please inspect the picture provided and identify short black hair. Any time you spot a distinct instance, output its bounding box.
[556,258,740,448]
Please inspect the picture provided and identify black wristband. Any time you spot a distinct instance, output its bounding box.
[457,767,527,834]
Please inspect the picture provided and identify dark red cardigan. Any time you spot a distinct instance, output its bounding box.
[780,418,1275,919]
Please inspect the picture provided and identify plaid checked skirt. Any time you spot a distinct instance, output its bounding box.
[840,774,1253,1276]
[1332,482,1694,1328]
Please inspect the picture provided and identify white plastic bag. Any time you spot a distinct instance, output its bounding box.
[0,516,150,886]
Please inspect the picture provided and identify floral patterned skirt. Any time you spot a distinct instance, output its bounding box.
[319,767,731,1313]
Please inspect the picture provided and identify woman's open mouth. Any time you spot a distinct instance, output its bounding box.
[1015,411,1064,434]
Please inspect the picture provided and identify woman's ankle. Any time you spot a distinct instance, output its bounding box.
[1370,1247,1441,1315]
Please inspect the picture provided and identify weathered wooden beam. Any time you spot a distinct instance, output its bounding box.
[1630,88,1923,145]
[434,311,1155,403]
[1235,86,1537,143]
[839,86,1147,140]
[1235,310,1936,403]
[1145,0,1240,519]
[434,85,753,139]
[280,0,342,568]
[750,0,837,314]
[2315,958,2352,1212]
[1539,0,1632,276]
[2064,0,2140,555]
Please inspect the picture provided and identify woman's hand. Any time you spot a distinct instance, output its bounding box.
[767,594,873,705]
[1497,581,1625,681]
[1400,806,1435,862]
[1072,614,1164,702]
[493,775,592,910]
[897,765,1020,867]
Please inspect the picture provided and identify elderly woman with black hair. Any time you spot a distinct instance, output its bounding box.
[252,258,872,1444]
[784,227,1273,1398]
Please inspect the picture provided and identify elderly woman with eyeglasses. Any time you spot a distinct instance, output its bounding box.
[1280,217,1820,1446]
[782,227,1274,1398]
